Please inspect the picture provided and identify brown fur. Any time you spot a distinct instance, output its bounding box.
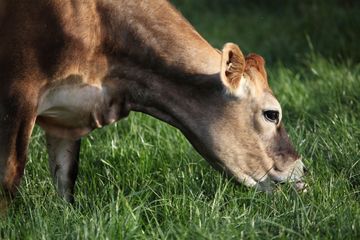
[245,54,268,81]
[246,55,267,90]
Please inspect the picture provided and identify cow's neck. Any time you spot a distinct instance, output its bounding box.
[108,59,223,136]
[99,0,221,76]
[100,0,223,137]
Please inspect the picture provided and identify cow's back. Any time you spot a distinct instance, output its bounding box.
[0,0,104,88]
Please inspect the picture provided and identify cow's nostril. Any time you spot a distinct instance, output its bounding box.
[303,167,308,175]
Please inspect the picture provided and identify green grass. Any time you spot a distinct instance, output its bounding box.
[1,1,360,239]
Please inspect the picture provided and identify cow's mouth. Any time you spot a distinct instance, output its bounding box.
[294,180,307,192]
[272,179,307,192]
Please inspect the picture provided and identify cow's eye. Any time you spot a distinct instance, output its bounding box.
[263,110,279,124]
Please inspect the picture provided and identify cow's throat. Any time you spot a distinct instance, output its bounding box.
[36,82,129,140]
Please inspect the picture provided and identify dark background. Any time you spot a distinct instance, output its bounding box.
[171,0,360,66]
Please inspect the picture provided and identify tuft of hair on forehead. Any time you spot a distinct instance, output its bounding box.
[245,53,268,82]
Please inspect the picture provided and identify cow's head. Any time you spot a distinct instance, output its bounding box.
[197,43,306,191]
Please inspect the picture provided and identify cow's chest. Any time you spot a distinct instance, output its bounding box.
[36,83,121,140]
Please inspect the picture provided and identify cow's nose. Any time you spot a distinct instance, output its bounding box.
[303,167,308,175]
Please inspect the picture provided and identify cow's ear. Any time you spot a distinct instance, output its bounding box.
[245,53,267,81]
[220,43,245,93]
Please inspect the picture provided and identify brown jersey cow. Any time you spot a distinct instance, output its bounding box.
[0,0,306,204]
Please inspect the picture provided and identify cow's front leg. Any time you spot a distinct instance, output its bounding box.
[0,96,36,210]
[46,134,81,203]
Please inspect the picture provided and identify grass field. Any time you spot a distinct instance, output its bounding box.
[1,1,360,239]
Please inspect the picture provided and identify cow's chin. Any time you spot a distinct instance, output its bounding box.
[250,159,307,192]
